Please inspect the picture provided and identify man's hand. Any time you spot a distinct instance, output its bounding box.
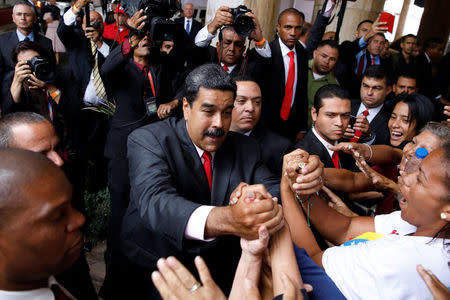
[73,0,90,13]
[246,12,263,44]
[227,184,284,240]
[353,115,371,135]
[444,105,450,122]
[343,124,355,139]
[127,9,147,30]
[151,256,227,300]
[283,149,324,196]
[364,14,388,42]
[12,61,31,86]
[85,26,101,42]
[157,99,179,119]
[207,6,233,34]
[27,74,47,89]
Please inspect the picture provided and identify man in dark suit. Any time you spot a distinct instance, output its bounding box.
[230,75,291,176]
[416,37,444,98]
[295,84,354,170]
[120,64,287,299]
[257,8,308,141]
[191,6,268,79]
[175,2,202,43]
[0,1,54,101]
[345,65,392,145]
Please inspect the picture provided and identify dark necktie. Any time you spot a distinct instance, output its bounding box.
[186,19,191,35]
[332,151,340,169]
[280,51,295,120]
[356,52,365,78]
[202,151,212,190]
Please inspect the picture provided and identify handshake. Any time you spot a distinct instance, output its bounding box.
[213,148,324,241]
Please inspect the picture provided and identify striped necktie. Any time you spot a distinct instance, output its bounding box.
[90,39,107,102]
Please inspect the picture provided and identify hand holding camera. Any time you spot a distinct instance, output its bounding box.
[208,6,234,34]
[12,61,32,87]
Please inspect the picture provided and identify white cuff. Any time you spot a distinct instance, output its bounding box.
[194,25,216,47]
[255,40,272,58]
[63,7,77,26]
[323,1,336,18]
[184,205,216,241]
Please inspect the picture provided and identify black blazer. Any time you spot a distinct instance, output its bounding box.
[57,19,118,99]
[351,99,391,145]
[294,130,355,170]
[101,44,172,159]
[249,123,292,176]
[174,17,202,43]
[121,118,280,294]
[258,38,309,141]
[0,30,54,101]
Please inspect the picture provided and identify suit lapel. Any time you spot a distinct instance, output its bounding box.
[308,132,334,168]
[211,139,233,206]
[177,120,212,201]
[271,40,285,97]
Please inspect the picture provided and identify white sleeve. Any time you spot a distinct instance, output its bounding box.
[184,205,215,241]
[374,211,417,235]
[97,41,110,57]
[322,1,336,18]
[63,7,77,26]
[194,25,216,47]
[254,40,272,58]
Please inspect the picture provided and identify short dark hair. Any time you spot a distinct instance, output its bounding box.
[356,19,373,30]
[299,22,311,38]
[396,73,417,83]
[368,32,385,43]
[184,64,237,106]
[233,74,257,83]
[401,34,417,43]
[363,65,391,86]
[0,112,49,148]
[392,93,436,133]
[316,39,339,50]
[278,8,303,25]
[11,41,51,64]
[313,84,350,112]
[423,37,444,50]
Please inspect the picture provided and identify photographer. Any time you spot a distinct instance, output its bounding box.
[99,9,177,298]
[191,6,269,77]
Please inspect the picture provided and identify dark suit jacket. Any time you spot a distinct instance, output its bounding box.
[57,19,118,99]
[121,118,280,295]
[175,17,202,43]
[0,30,54,102]
[249,123,292,176]
[259,38,309,141]
[351,99,390,145]
[294,130,355,170]
[101,44,172,159]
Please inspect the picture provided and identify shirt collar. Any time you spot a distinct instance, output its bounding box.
[16,29,34,42]
[357,102,383,119]
[278,37,296,56]
[0,276,75,300]
[312,127,336,158]
[193,143,216,161]
[424,52,431,63]
[298,40,306,48]
[220,62,236,73]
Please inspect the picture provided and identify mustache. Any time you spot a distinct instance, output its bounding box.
[204,128,225,137]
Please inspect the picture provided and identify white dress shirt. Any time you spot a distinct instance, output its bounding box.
[0,276,75,300]
[312,127,336,159]
[356,102,383,124]
[63,8,110,105]
[183,143,216,241]
[194,25,271,58]
[220,62,237,74]
[279,38,298,108]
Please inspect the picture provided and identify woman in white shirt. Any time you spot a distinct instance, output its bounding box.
[281,142,450,299]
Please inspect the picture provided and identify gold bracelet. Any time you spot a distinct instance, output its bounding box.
[254,37,265,46]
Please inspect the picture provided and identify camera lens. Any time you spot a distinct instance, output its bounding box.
[233,14,254,37]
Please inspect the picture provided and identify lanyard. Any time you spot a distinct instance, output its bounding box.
[147,69,156,97]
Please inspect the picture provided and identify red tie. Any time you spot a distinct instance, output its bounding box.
[350,110,369,142]
[356,52,365,78]
[222,65,229,71]
[202,151,212,189]
[371,56,375,65]
[332,151,340,169]
[280,51,295,121]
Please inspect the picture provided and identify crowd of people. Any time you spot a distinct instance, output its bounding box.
[0,0,449,299]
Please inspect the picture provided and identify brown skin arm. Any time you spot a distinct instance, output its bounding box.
[323,168,374,193]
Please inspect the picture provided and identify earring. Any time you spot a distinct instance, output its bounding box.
[441,212,447,220]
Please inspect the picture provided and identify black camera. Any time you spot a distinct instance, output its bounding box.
[230,5,254,37]
[27,56,56,83]
[122,0,179,41]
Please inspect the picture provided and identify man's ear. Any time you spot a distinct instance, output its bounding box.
[182,98,190,120]
[311,107,317,122]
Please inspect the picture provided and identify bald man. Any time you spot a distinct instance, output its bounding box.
[0,149,84,299]
[0,112,98,300]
